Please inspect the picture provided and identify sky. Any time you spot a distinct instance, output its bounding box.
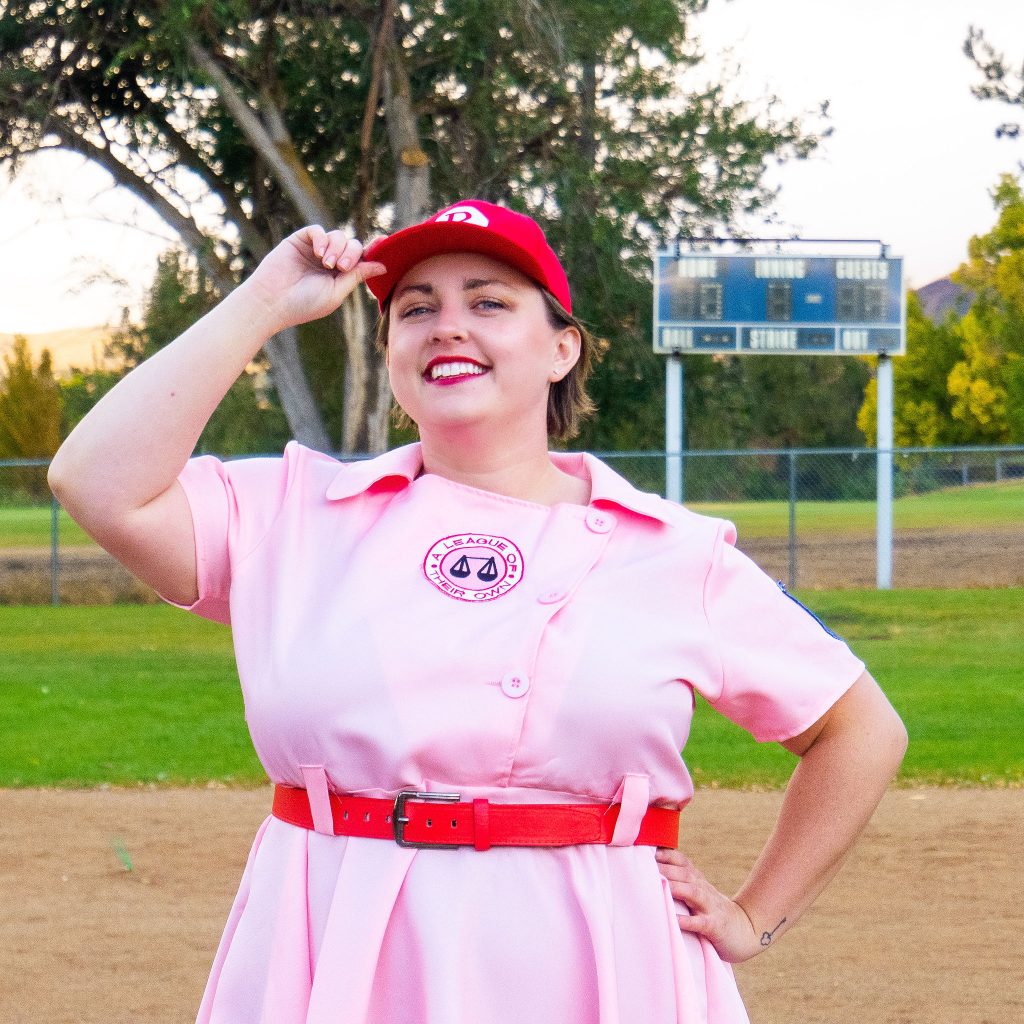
[0,0,1022,335]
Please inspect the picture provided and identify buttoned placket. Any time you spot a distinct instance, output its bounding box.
[490,504,619,785]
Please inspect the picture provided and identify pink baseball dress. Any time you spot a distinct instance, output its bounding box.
[162,440,865,1024]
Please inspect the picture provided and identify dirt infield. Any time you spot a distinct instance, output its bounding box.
[0,787,1019,1024]
[3,524,1022,604]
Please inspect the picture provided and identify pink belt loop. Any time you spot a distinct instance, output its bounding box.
[608,774,650,847]
[299,765,335,835]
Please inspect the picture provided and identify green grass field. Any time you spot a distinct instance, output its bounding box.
[2,479,1020,549]
[693,478,1024,538]
[0,505,92,547]
[1,592,1021,788]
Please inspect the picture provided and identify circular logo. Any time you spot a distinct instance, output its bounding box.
[423,533,524,602]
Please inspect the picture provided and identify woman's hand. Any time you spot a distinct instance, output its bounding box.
[655,847,767,964]
[242,226,387,333]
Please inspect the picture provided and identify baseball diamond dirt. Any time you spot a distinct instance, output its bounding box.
[2,524,1023,605]
[0,787,1019,1024]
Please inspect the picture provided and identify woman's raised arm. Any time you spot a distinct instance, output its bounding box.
[47,228,384,605]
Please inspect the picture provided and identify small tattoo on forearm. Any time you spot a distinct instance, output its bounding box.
[760,918,786,946]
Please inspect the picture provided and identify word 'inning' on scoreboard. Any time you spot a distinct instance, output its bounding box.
[653,251,905,356]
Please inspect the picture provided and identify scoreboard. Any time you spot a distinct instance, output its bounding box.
[653,252,905,356]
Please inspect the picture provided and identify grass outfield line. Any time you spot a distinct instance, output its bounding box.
[2,479,1022,548]
[2,592,1022,788]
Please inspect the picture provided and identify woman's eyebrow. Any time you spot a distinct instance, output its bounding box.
[464,277,518,291]
[395,282,434,298]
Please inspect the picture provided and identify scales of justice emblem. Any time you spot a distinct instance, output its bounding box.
[423,533,525,602]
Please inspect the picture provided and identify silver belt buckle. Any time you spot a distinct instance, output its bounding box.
[393,790,461,848]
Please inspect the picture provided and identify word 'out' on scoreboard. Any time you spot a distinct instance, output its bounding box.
[653,251,905,356]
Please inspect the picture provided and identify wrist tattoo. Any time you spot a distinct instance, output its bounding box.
[760,917,786,947]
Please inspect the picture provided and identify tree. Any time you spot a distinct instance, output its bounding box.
[858,175,1024,447]
[946,175,1024,443]
[0,0,411,451]
[408,0,828,449]
[857,293,968,447]
[1,0,826,454]
[965,26,1024,147]
[0,335,63,498]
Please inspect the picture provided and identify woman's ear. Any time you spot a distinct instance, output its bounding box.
[550,326,581,381]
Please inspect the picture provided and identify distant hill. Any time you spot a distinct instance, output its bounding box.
[916,277,972,323]
[0,326,117,375]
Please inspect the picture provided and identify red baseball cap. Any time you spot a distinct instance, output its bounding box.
[363,200,572,314]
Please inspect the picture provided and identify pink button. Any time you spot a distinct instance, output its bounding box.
[538,589,566,604]
[500,671,530,698]
[585,509,615,534]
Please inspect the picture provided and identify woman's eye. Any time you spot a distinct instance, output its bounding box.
[475,298,506,311]
[399,304,430,318]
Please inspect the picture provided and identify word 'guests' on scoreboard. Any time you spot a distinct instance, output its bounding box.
[653,251,905,356]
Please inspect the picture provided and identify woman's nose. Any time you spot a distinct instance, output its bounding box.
[430,305,467,344]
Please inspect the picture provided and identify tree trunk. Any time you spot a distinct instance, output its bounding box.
[383,18,431,229]
[264,328,333,451]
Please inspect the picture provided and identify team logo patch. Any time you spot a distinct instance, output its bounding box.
[423,533,524,602]
[435,204,490,227]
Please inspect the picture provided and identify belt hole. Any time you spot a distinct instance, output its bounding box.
[363,812,371,822]
[426,818,432,827]
[385,814,392,823]
[342,810,349,820]
[451,819,458,828]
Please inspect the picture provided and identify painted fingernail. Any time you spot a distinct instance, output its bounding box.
[339,257,352,271]
[324,256,336,268]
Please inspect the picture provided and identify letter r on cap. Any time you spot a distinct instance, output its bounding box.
[436,205,489,226]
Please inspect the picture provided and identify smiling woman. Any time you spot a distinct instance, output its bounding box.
[46,197,906,1024]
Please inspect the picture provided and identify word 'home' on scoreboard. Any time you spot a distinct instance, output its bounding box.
[653,246,905,356]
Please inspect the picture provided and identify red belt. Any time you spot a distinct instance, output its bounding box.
[272,785,681,850]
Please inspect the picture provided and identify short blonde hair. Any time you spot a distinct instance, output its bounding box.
[375,288,598,442]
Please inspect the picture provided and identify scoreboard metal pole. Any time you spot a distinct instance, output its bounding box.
[665,356,684,503]
[876,356,894,589]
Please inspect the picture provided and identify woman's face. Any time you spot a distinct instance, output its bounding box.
[385,251,580,438]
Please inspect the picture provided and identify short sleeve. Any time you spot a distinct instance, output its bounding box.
[158,442,298,625]
[697,520,866,742]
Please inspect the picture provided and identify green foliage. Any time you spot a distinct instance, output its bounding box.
[0,337,63,499]
[858,293,968,447]
[948,175,1024,442]
[860,175,1024,447]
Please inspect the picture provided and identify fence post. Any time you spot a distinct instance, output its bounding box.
[50,493,61,607]
[787,449,797,591]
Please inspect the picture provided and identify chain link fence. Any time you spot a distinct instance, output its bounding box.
[3,445,1022,604]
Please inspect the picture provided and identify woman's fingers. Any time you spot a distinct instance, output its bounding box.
[656,847,763,963]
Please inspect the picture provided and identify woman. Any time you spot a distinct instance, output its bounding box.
[48,199,908,1024]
